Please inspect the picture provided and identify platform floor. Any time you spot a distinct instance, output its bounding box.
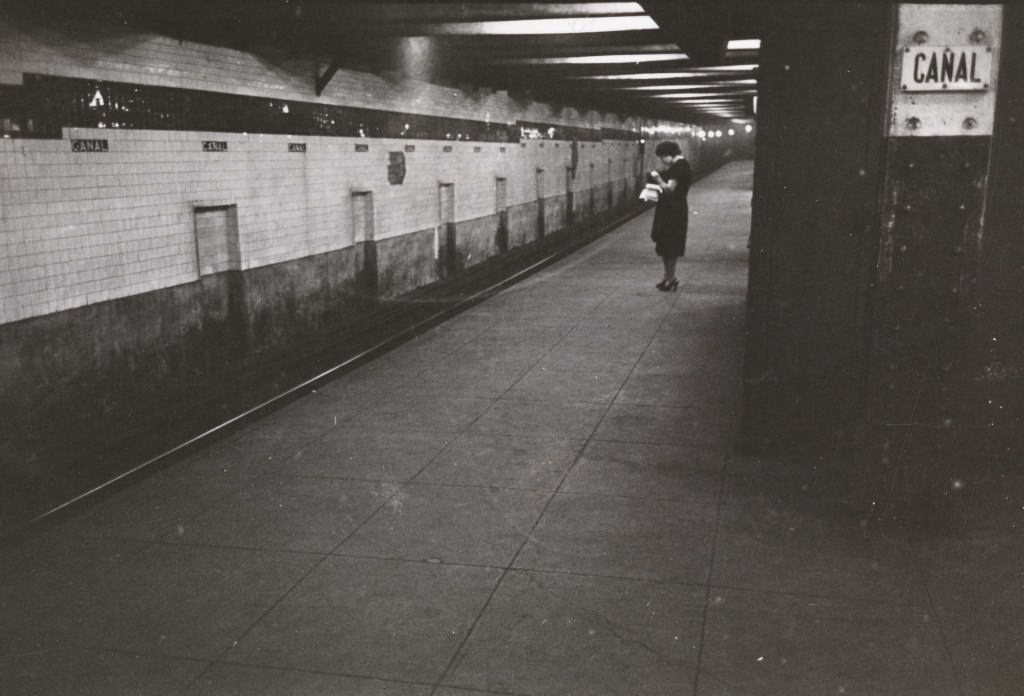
[2,161,1018,695]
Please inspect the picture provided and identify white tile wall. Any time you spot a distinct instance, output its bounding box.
[0,18,672,325]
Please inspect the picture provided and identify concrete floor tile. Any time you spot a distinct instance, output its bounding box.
[354,395,496,433]
[471,398,607,440]
[63,471,241,541]
[697,588,958,696]
[337,483,549,566]
[394,329,479,357]
[473,323,572,347]
[395,365,529,399]
[552,334,651,357]
[65,544,319,659]
[444,569,704,696]
[507,366,628,404]
[534,350,639,374]
[0,648,207,696]
[227,557,501,683]
[914,534,1024,695]
[616,372,742,408]
[936,611,1024,696]
[712,505,928,603]
[188,663,432,695]
[435,690,526,696]
[593,404,734,448]
[0,535,151,654]
[319,362,426,397]
[562,441,725,502]
[417,432,585,490]
[445,343,549,373]
[514,493,717,584]
[166,477,387,553]
[255,390,382,432]
[188,417,338,475]
[285,427,453,481]
[170,437,289,480]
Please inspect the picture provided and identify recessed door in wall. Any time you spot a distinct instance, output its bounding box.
[439,183,456,277]
[496,177,509,253]
[536,168,546,239]
[193,204,240,276]
[351,191,377,297]
[565,167,575,226]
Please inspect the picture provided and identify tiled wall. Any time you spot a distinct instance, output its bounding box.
[0,17,676,326]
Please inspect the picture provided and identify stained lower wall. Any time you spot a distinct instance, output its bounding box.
[0,176,643,516]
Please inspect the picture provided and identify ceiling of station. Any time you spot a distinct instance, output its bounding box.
[21,0,765,125]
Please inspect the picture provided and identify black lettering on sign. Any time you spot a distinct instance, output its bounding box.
[904,46,991,91]
[202,141,228,151]
[288,143,306,152]
[71,139,108,152]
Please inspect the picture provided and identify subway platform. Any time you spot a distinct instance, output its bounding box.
[2,162,1018,695]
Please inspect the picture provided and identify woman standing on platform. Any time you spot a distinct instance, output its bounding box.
[648,141,692,291]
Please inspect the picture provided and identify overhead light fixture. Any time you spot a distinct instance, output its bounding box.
[498,52,688,65]
[694,64,759,72]
[647,90,757,99]
[569,66,758,80]
[419,15,659,35]
[727,39,761,51]
[610,80,758,91]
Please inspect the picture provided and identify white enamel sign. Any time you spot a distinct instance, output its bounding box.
[901,46,992,92]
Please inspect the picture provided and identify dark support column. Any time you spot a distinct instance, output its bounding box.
[741,2,1015,521]
[863,5,1006,518]
[740,2,893,460]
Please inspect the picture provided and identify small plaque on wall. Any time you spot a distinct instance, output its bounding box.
[404,144,416,152]
[443,145,453,153]
[388,151,406,185]
[71,139,108,152]
[289,143,306,152]
[355,144,369,152]
[202,141,228,152]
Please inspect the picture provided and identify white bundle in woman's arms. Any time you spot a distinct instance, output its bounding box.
[639,183,661,203]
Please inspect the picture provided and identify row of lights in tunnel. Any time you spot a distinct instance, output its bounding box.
[641,123,754,141]
[384,5,761,120]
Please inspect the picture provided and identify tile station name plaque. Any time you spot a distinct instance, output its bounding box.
[890,4,1002,137]
[901,46,992,91]
[71,139,108,152]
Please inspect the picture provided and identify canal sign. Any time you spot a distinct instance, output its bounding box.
[901,46,992,91]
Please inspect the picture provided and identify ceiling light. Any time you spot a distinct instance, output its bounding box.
[419,15,658,35]
[694,64,759,72]
[610,80,758,91]
[568,66,757,80]
[727,39,761,51]
[499,52,688,65]
[647,90,757,99]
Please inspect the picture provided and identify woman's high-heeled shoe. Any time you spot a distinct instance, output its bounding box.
[657,278,678,292]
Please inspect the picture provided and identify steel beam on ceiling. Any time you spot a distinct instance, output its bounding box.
[315,57,343,96]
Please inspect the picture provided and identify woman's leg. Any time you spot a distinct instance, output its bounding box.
[662,255,677,281]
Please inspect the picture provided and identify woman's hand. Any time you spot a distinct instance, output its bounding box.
[650,170,677,192]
